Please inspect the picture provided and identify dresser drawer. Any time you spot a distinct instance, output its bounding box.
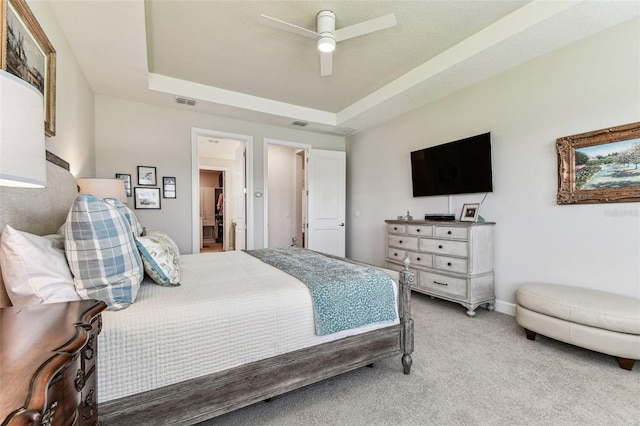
[387,248,406,261]
[434,255,468,274]
[407,225,432,237]
[419,239,468,257]
[434,226,468,240]
[416,271,467,298]
[387,224,406,234]
[388,235,418,250]
[407,251,432,268]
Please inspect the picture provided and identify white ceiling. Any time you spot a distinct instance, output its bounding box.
[50,0,639,136]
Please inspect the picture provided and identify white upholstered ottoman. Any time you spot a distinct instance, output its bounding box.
[515,283,640,370]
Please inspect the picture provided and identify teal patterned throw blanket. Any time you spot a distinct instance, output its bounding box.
[245,247,397,335]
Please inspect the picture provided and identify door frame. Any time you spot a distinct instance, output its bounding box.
[263,138,311,248]
[199,166,229,251]
[191,128,254,254]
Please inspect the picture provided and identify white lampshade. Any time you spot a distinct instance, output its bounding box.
[77,178,127,203]
[0,69,46,188]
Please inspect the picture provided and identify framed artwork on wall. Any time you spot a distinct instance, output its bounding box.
[460,203,480,222]
[137,166,157,186]
[1,0,57,136]
[134,187,161,209]
[557,122,640,204]
[163,176,176,198]
[115,173,132,197]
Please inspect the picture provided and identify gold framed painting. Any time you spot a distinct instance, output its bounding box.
[557,122,640,204]
[1,0,56,136]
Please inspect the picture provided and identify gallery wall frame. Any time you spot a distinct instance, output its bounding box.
[1,0,56,136]
[137,166,157,186]
[115,173,132,197]
[557,122,640,204]
[134,187,161,209]
[163,176,176,198]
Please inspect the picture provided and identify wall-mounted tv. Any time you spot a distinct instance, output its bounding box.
[411,132,493,197]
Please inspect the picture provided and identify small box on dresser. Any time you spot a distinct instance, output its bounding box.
[385,219,495,317]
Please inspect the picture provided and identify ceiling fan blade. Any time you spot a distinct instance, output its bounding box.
[259,14,319,39]
[334,13,397,42]
[320,51,333,76]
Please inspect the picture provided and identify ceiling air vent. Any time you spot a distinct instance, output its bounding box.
[292,120,309,127]
[334,126,357,135]
[175,96,197,106]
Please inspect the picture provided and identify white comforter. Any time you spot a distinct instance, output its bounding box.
[98,250,398,402]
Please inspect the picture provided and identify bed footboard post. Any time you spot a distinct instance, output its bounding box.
[399,256,414,375]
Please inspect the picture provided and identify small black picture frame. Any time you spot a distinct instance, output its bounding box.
[134,187,161,209]
[137,166,157,186]
[115,173,132,197]
[163,176,176,198]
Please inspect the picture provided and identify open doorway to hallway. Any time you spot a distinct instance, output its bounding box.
[192,128,253,254]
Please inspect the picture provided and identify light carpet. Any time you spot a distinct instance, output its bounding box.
[199,292,640,425]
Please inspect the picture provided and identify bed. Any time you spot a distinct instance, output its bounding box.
[0,158,414,425]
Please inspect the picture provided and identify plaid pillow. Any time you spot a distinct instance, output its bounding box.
[64,195,143,310]
[135,230,181,286]
[104,198,144,236]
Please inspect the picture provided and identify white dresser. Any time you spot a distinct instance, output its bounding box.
[385,220,495,317]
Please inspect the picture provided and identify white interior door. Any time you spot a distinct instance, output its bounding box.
[234,143,246,250]
[307,149,346,257]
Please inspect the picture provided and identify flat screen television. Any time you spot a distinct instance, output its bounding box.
[411,132,493,197]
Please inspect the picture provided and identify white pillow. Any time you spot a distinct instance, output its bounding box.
[0,225,80,306]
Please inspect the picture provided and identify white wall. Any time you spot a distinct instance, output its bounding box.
[346,18,640,313]
[94,96,345,253]
[28,0,94,178]
[267,144,297,248]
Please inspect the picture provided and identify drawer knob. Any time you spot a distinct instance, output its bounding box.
[417,257,421,261]
[417,229,421,232]
[75,369,85,392]
[447,262,452,266]
[433,280,448,286]
[393,227,397,230]
[394,253,398,257]
[447,230,452,235]
[438,245,443,249]
[399,240,403,244]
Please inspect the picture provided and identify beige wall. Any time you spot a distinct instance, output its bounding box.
[94,96,345,253]
[346,17,640,312]
[28,0,95,178]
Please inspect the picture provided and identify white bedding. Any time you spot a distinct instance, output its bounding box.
[98,250,399,403]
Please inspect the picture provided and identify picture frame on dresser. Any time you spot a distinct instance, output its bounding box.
[460,203,480,222]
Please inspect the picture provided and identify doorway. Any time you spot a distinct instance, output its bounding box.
[191,128,253,254]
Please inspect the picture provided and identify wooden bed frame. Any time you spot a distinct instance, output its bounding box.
[0,157,414,425]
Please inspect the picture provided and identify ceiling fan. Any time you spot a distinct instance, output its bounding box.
[259,10,397,76]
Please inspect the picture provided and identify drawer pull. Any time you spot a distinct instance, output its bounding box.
[447,262,452,266]
[75,369,85,392]
[417,257,421,261]
[83,390,95,420]
[393,227,397,230]
[394,253,398,257]
[41,401,58,426]
[399,240,403,244]
[433,281,448,286]
[447,230,452,235]
[417,229,421,232]
[438,245,443,249]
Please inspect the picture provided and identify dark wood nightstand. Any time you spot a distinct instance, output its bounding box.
[1,300,107,425]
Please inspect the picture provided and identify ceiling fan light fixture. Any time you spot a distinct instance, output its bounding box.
[317,35,335,52]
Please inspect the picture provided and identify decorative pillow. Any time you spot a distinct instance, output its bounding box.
[0,225,80,306]
[135,230,181,286]
[103,198,144,236]
[64,195,144,310]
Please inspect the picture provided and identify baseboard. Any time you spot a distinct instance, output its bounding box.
[494,299,516,316]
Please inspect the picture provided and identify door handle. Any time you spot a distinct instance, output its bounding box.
[339,223,345,227]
